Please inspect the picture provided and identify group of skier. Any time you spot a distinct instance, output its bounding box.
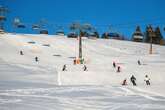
[19,50,39,62]
[113,60,151,86]
[20,50,87,72]
[62,64,87,71]
[19,50,151,86]
[122,75,150,86]
[113,61,121,72]
[62,60,151,86]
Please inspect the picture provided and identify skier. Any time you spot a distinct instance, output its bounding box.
[62,64,67,71]
[83,65,87,71]
[138,60,141,65]
[144,75,150,85]
[113,61,116,68]
[117,66,121,72]
[73,59,76,65]
[20,50,24,55]
[35,56,39,62]
[122,78,127,86]
[130,75,137,86]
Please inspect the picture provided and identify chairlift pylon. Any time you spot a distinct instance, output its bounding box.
[0,6,9,30]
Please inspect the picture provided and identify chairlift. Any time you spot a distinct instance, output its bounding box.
[0,16,6,21]
[55,25,65,35]
[0,6,9,19]
[67,32,78,38]
[0,29,5,34]
[40,29,48,34]
[32,24,40,30]
[88,32,98,39]
[13,18,20,25]
[0,6,8,30]
[17,23,26,28]
[56,30,65,36]
[13,18,25,28]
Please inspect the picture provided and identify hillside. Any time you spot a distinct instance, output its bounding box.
[0,33,165,110]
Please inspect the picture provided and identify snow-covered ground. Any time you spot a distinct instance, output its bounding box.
[0,33,165,110]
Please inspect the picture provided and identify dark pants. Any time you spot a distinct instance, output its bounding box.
[146,80,150,85]
[131,80,136,86]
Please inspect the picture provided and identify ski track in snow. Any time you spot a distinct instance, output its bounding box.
[0,86,165,110]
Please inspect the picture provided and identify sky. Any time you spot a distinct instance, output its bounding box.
[1,0,165,38]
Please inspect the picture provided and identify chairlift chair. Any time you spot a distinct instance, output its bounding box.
[88,32,98,39]
[0,29,5,34]
[56,30,65,36]
[0,16,6,21]
[67,32,78,38]
[17,23,26,28]
[32,24,40,30]
[40,29,48,34]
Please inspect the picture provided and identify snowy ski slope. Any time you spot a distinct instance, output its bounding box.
[0,33,165,110]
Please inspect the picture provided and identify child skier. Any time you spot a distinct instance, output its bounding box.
[144,75,150,85]
[137,60,141,65]
[62,64,67,71]
[122,78,127,86]
[35,56,39,62]
[83,65,87,71]
[20,50,24,55]
[130,75,137,86]
[113,61,116,68]
[117,66,121,72]
[73,59,76,65]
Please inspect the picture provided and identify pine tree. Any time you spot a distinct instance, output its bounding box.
[102,32,110,39]
[132,26,143,42]
[145,25,154,43]
[94,31,100,38]
[136,26,141,32]
[154,27,163,44]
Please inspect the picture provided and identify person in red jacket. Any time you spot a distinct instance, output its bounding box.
[117,66,121,72]
[122,78,127,86]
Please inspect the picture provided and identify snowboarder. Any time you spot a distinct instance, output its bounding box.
[130,75,137,86]
[35,56,39,62]
[144,75,150,85]
[62,64,67,71]
[138,60,141,65]
[20,50,24,55]
[83,65,87,71]
[122,78,127,86]
[113,61,116,68]
[117,66,121,72]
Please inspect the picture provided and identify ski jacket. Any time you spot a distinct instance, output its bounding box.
[144,77,150,81]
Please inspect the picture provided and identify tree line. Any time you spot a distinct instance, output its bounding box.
[132,25,164,45]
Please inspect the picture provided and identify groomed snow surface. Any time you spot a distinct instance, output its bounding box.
[0,33,165,110]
